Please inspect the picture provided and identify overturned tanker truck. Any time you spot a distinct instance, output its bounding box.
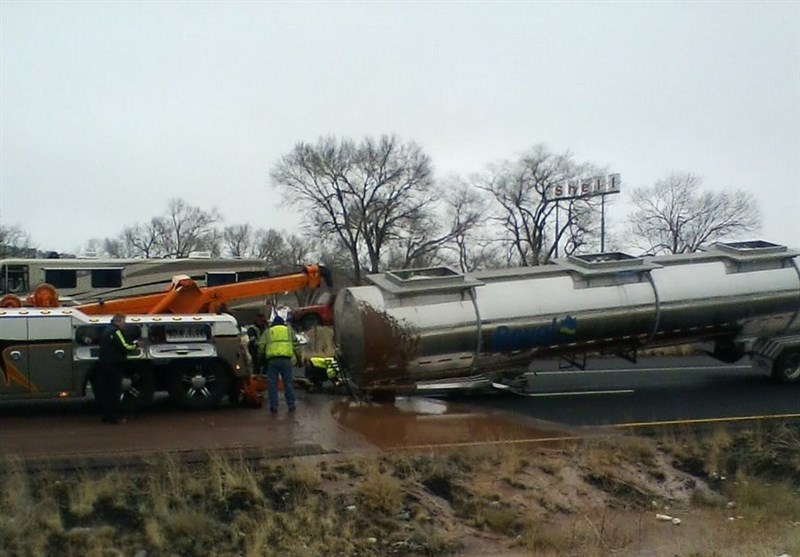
[333,240,800,396]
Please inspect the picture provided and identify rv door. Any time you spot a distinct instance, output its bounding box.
[0,264,30,295]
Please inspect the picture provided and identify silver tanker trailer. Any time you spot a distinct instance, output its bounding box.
[333,240,800,395]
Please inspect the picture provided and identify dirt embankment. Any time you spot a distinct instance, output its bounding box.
[4,427,800,557]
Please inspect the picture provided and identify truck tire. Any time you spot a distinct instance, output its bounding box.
[370,390,397,403]
[771,349,800,383]
[120,366,156,411]
[168,360,231,409]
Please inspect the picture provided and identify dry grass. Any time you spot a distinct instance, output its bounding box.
[2,426,800,556]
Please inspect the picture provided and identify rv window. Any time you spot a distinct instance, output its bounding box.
[206,272,237,287]
[0,265,29,294]
[91,269,123,288]
[238,270,270,282]
[44,269,77,289]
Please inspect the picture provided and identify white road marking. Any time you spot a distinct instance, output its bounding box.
[529,364,751,376]
[521,389,634,397]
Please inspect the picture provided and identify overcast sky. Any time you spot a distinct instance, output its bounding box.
[1,1,798,254]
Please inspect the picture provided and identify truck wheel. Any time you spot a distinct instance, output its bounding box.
[308,366,327,391]
[227,381,243,407]
[301,314,321,331]
[370,390,397,403]
[168,360,231,409]
[120,367,156,411]
[771,350,800,383]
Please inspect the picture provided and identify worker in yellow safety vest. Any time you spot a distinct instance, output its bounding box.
[258,314,301,414]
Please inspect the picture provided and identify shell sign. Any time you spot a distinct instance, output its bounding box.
[549,173,621,201]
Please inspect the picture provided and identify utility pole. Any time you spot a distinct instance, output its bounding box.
[554,202,560,257]
[601,195,606,253]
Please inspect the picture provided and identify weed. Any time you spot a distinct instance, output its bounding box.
[497,443,525,483]
[475,502,529,535]
[538,456,564,475]
[283,458,323,494]
[584,470,654,510]
[689,487,726,508]
[355,463,403,515]
[142,515,165,548]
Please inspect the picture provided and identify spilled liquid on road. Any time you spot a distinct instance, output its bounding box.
[331,397,572,449]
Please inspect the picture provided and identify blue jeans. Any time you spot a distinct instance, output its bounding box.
[267,357,295,412]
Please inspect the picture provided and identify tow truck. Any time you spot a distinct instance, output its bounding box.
[0,265,332,409]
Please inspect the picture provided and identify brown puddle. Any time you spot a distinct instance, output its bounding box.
[331,397,573,450]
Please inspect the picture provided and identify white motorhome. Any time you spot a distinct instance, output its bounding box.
[0,256,270,306]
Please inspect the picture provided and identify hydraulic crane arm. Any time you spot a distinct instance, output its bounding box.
[77,264,332,315]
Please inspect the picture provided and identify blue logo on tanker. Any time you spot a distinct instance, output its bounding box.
[491,316,577,351]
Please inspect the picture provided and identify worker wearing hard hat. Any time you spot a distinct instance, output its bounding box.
[259,314,301,414]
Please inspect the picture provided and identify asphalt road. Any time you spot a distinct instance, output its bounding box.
[448,356,800,427]
[3,356,800,463]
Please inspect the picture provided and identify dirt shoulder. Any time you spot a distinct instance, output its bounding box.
[4,428,800,557]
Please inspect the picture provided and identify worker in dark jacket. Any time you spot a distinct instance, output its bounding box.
[97,313,138,424]
[259,314,300,414]
[246,313,268,374]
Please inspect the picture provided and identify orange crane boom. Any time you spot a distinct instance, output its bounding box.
[76,264,332,315]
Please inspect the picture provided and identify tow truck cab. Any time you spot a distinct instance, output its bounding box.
[289,292,336,331]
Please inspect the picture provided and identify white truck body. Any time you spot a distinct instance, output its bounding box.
[0,307,243,408]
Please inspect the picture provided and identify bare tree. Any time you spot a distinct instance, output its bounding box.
[156,198,221,258]
[82,238,104,256]
[0,225,36,257]
[386,182,483,270]
[103,221,161,258]
[629,173,761,254]
[246,228,320,304]
[222,224,254,257]
[558,196,604,256]
[252,229,287,262]
[94,200,221,258]
[101,227,144,258]
[475,145,602,266]
[199,228,223,257]
[271,135,472,283]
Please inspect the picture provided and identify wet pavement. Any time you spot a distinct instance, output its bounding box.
[331,397,573,450]
[0,391,573,466]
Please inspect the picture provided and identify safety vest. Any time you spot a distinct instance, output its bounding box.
[266,324,294,359]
